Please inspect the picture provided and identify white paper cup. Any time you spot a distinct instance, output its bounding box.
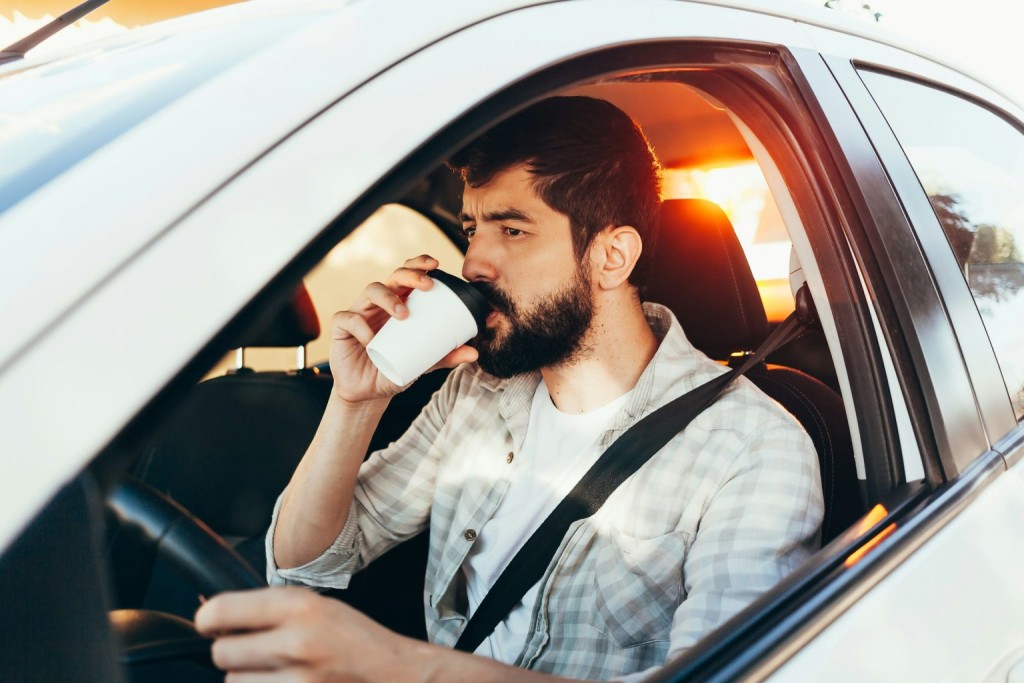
[366,270,488,386]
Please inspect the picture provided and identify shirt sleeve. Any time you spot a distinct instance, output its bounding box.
[265,368,465,589]
[616,416,824,682]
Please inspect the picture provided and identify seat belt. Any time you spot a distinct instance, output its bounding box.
[453,294,814,654]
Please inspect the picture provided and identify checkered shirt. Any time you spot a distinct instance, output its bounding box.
[267,303,823,681]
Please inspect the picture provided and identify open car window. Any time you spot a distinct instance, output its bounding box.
[110,42,895,678]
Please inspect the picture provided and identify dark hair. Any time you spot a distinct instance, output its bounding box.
[447,96,662,288]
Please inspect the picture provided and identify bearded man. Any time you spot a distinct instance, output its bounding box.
[196,96,823,683]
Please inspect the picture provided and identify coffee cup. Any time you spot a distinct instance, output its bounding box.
[366,269,489,386]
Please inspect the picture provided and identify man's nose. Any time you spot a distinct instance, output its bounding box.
[461,235,499,283]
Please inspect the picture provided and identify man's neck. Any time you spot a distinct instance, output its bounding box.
[540,297,658,414]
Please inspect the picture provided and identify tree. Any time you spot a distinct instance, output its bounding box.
[970,224,1022,264]
[929,193,975,266]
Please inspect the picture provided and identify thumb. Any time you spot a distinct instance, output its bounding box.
[432,344,478,371]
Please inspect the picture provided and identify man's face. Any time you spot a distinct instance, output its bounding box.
[459,165,595,378]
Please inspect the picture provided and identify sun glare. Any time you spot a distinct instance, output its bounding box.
[663,163,796,321]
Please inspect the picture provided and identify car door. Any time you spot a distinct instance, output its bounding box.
[758,22,1024,683]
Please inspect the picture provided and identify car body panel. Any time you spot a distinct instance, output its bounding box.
[0,0,552,375]
[768,455,1024,682]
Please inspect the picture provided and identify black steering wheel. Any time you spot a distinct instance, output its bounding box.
[105,477,265,677]
[107,477,265,595]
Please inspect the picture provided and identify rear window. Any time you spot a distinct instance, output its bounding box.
[0,11,320,214]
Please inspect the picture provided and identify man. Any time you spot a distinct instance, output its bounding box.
[196,96,823,682]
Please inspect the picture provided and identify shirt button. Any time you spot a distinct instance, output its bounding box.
[506,452,515,464]
[464,529,477,542]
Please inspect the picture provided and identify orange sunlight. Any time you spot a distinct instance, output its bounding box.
[843,504,897,567]
[663,163,795,322]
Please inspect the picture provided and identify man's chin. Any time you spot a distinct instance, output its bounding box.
[475,357,526,379]
[472,341,527,379]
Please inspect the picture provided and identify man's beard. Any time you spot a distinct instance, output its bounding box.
[470,267,595,379]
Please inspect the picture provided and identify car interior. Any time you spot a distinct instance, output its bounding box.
[5,52,911,682]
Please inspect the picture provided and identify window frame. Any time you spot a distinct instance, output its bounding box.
[108,39,916,681]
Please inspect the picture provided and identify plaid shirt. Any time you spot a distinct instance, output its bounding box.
[267,303,823,681]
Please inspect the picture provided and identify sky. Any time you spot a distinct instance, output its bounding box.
[0,0,1019,105]
[824,0,1022,106]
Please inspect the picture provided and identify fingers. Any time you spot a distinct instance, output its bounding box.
[211,627,326,672]
[400,254,439,273]
[380,257,439,300]
[348,258,440,324]
[362,281,413,321]
[195,587,314,636]
[223,672,299,683]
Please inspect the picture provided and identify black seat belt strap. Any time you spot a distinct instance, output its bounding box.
[453,308,809,653]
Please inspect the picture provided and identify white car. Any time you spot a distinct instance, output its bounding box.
[2,1,1023,681]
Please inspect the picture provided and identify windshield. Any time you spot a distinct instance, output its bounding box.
[0,10,321,214]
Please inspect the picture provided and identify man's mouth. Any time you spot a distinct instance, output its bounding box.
[469,281,512,325]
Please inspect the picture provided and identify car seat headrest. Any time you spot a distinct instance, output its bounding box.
[646,198,769,359]
[234,283,320,349]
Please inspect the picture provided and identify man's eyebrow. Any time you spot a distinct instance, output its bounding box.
[459,208,535,224]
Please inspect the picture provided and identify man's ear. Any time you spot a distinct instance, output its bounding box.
[591,225,642,290]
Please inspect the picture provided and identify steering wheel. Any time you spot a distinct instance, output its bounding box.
[105,477,265,675]
[107,477,265,595]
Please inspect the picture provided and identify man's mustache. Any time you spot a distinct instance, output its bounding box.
[470,281,515,316]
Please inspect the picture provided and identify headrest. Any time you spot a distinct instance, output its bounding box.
[646,198,768,359]
[238,283,321,348]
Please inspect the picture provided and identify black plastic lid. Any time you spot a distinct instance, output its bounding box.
[428,269,489,333]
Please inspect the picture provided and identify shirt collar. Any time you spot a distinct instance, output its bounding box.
[494,302,703,428]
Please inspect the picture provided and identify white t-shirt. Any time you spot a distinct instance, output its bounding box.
[463,378,632,663]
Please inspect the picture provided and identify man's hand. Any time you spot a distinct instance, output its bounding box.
[195,587,429,682]
[329,254,478,404]
[195,587,574,683]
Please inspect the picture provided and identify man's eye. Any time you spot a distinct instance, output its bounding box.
[503,227,524,237]
[461,227,476,239]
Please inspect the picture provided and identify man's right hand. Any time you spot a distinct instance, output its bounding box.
[328,254,479,404]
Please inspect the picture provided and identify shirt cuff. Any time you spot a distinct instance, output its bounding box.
[264,492,362,589]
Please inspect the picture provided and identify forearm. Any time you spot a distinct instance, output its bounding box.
[273,392,390,568]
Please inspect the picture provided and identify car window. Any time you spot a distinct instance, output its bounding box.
[859,70,1024,421]
[206,203,464,375]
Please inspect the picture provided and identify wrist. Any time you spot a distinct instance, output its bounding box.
[330,390,391,416]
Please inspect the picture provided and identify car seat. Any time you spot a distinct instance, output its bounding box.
[646,198,863,543]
